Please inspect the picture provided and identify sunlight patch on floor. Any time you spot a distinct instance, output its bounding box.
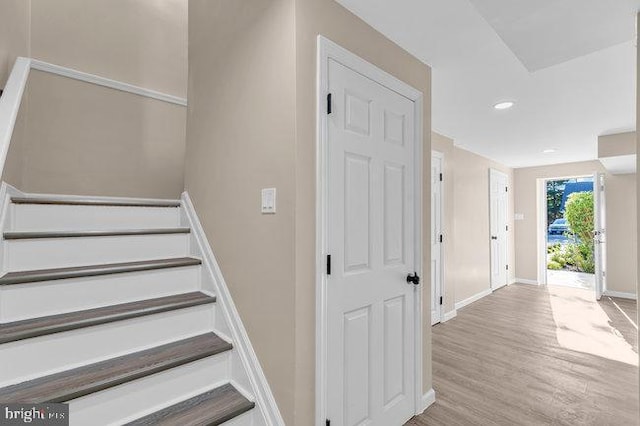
[548,285,638,366]
[547,270,595,290]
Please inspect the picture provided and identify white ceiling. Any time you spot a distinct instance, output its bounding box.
[335,0,639,168]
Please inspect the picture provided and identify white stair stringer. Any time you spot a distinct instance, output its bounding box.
[0,183,281,426]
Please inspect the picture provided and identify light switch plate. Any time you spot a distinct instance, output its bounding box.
[261,188,276,214]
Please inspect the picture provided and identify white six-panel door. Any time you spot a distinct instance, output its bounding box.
[326,58,417,426]
[489,169,509,290]
[431,152,443,325]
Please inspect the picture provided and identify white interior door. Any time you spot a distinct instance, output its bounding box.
[431,152,443,325]
[326,58,417,426]
[594,172,606,300]
[489,169,509,290]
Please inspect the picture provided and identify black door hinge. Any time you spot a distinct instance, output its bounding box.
[439,296,443,305]
[439,234,443,243]
[327,93,332,115]
[505,186,508,192]
[326,255,331,275]
[326,420,331,426]
[506,225,509,231]
[506,264,509,271]
[439,173,443,182]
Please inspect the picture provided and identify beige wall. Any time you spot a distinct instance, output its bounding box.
[451,146,515,302]
[186,1,297,423]
[30,0,187,97]
[2,0,188,95]
[4,71,186,198]
[186,0,432,424]
[432,131,516,308]
[294,1,432,424]
[598,131,636,158]
[514,161,637,295]
[1,1,188,199]
[606,173,637,294]
[1,90,29,189]
[0,0,30,88]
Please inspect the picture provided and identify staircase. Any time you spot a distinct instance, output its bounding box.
[0,188,268,425]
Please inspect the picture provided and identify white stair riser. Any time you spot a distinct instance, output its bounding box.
[10,204,181,231]
[222,408,261,426]
[0,305,215,386]
[70,355,231,426]
[0,266,201,322]
[4,234,190,271]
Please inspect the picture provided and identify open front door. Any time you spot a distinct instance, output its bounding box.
[593,172,606,300]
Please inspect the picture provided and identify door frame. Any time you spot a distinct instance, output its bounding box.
[537,174,596,288]
[315,35,425,426]
[489,168,509,290]
[432,150,444,324]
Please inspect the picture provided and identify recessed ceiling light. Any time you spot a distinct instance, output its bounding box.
[494,101,515,110]
[543,149,556,154]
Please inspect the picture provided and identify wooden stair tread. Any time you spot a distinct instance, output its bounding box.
[0,292,215,344]
[126,383,255,426]
[0,257,202,285]
[11,197,180,208]
[0,333,232,403]
[4,228,190,240]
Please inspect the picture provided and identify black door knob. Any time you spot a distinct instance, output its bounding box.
[406,272,420,285]
[491,236,498,240]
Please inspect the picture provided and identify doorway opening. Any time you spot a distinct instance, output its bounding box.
[543,175,598,291]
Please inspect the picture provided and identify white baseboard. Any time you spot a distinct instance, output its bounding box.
[419,388,436,414]
[509,278,517,285]
[515,278,539,285]
[181,192,284,426]
[455,288,492,311]
[603,290,637,300]
[443,310,457,322]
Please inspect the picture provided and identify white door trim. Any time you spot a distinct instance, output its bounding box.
[315,35,425,426]
[431,150,444,325]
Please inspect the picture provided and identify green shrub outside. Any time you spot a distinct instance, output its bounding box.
[547,261,563,270]
[547,191,595,274]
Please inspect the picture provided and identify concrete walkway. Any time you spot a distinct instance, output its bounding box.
[547,269,595,290]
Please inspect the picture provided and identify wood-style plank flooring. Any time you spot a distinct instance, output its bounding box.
[408,284,638,426]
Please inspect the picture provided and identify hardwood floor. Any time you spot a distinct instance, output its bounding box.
[408,284,639,426]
